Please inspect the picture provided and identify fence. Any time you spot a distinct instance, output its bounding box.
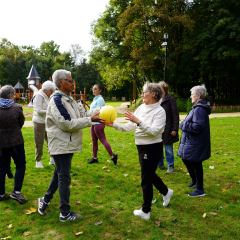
[212,105,240,111]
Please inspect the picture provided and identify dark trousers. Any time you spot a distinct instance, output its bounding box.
[44,153,73,215]
[137,142,168,213]
[0,144,26,195]
[182,159,203,190]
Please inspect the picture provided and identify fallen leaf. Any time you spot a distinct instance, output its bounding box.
[155,221,162,226]
[238,181,240,185]
[216,184,220,186]
[171,218,177,222]
[75,201,81,204]
[132,167,136,169]
[123,164,126,167]
[7,224,12,228]
[203,213,207,218]
[229,184,234,188]
[210,212,217,216]
[75,232,83,235]
[124,174,129,177]
[158,193,161,196]
[232,196,238,200]
[95,221,102,226]
[199,199,204,202]
[221,189,227,192]
[25,210,33,215]
[209,166,215,169]
[133,178,136,181]
[102,166,107,169]
[106,170,110,172]
[127,229,131,232]
[70,185,73,188]
[23,231,30,236]
[0,237,11,240]
[30,207,37,213]
[199,208,205,212]
[163,231,173,236]
[107,160,111,163]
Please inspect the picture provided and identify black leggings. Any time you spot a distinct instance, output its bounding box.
[137,142,168,213]
[182,159,203,190]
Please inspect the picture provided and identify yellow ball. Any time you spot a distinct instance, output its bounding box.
[99,106,117,123]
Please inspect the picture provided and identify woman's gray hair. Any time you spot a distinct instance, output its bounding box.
[42,80,56,91]
[52,69,71,88]
[0,85,15,99]
[143,82,162,101]
[190,84,207,99]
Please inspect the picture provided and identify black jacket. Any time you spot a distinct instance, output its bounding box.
[160,93,179,145]
[177,100,211,162]
[0,103,25,151]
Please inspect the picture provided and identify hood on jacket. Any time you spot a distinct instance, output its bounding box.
[0,98,14,109]
[193,100,211,115]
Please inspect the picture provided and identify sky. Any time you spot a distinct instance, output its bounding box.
[0,0,110,55]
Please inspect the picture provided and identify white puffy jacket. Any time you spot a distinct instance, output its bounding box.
[46,94,100,155]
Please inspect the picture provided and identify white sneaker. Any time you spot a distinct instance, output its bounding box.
[49,156,55,165]
[36,161,44,168]
[163,188,174,207]
[133,208,150,220]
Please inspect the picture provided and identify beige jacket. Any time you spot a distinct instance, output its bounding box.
[46,94,100,155]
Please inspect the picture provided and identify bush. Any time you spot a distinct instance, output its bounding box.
[176,98,187,112]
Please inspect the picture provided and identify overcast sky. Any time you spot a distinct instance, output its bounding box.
[0,0,110,55]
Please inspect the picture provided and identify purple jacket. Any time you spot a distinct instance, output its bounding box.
[177,100,211,162]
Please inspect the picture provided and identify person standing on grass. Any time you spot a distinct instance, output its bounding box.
[177,85,211,197]
[158,81,179,174]
[33,80,56,168]
[0,85,28,204]
[88,84,117,165]
[38,69,104,222]
[104,82,174,220]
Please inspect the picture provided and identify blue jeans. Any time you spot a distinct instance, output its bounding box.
[158,144,174,168]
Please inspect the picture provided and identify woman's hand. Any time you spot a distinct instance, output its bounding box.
[171,131,177,137]
[91,113,105,123]
[124,111,140,124]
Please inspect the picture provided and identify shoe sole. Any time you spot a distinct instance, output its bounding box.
[10,194,28,204]
[188,193,205,197]
[59,216,82,222]
[188,185,196,188]
[38,198,45,215]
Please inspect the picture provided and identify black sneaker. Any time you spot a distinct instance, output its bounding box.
[59,212,82,222]
[6,171,14,179]
[111,154,118,165]
[38,197,49,215]
[0,193,10,201]
[10,192,28,204]
[88,158,98,164]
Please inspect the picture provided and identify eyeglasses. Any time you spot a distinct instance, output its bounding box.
[141,91,149,95]
[60,79,74,84]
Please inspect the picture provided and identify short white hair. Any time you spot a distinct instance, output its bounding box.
[190,84,207,99]
[52,69,71,88]
[0,85,15,99]
[143,82,162,101]
[42,80,56,91]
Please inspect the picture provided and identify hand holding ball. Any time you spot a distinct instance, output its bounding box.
[99,106,117,123]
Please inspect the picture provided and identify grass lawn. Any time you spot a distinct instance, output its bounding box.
[1,117,239,239]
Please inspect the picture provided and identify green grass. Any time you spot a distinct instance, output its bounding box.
[1,117,240,239]
[23,108,33,114]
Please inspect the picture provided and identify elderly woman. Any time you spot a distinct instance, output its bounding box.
[158,81,179,174]
[177,85,211,197]
[105,82,174,220]
[0,85,28,204]
[88,84,117,164]
[33,80,56,168]
[38,69,103,222]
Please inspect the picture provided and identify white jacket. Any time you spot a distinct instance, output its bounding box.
[46,94,100,155]
[33,89,49,124]
[113,102,166,145]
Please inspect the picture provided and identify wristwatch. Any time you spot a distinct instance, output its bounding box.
[137,121,141,126]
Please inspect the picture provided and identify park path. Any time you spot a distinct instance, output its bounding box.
[23,102,240,127]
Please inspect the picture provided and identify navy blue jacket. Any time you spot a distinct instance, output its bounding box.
[177,100,211,162]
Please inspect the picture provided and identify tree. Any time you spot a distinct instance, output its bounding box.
[39,40,61,59]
